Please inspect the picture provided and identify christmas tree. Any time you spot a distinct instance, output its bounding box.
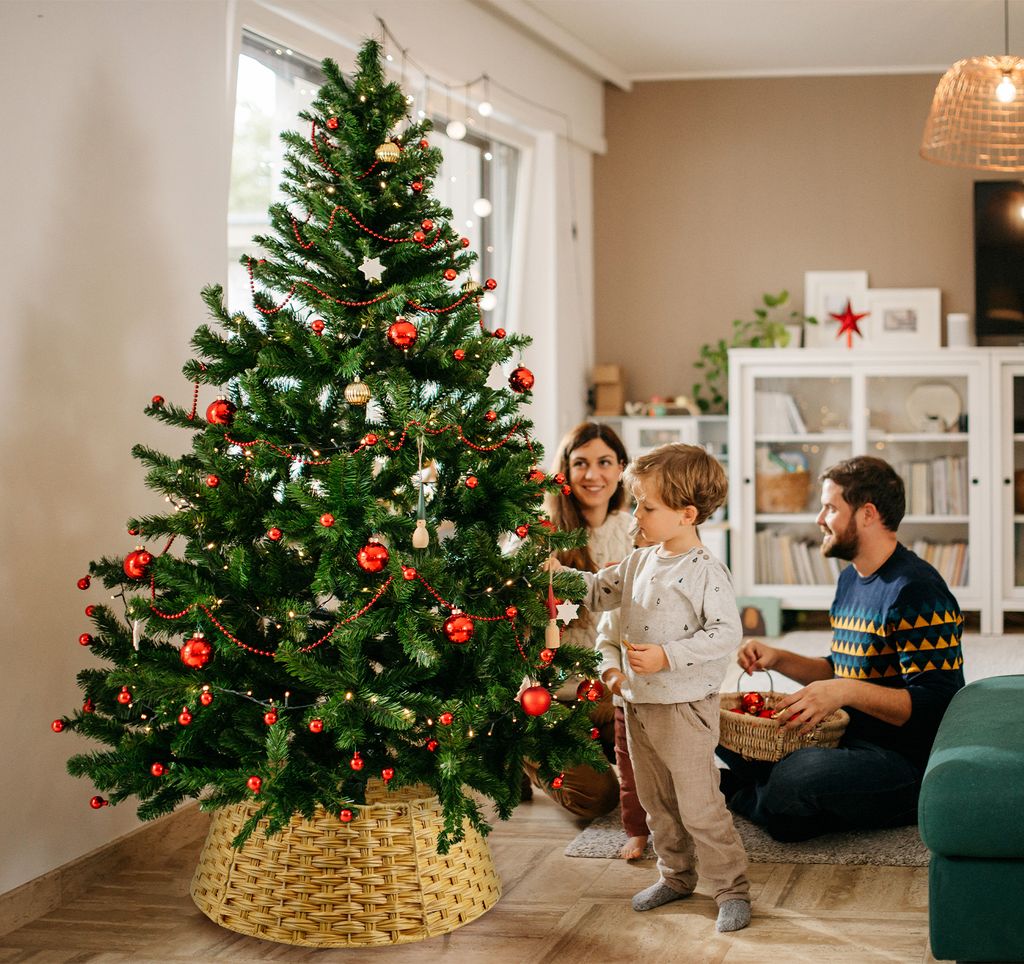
[58,40,604,850]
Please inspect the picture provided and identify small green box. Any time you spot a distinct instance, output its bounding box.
[735,596,782,638]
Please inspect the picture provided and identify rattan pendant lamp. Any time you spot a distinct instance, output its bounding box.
[921,0,1024,171]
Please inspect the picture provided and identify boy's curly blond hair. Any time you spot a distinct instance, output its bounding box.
[623,443,727,525]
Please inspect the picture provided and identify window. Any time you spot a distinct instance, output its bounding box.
[228,31,518,328]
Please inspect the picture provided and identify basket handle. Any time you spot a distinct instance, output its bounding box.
[734,668,775,694]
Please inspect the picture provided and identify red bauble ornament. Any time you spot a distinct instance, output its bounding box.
[206,474,220,488]
[311,318,325,335]
[741,692,766,715]
[576,679,605,702]
[484,278,498,290]
[180,635,212,669]
[83,699,95,713]
[515,525,530,539]
[453,349,466,361]
[443,611,475,644]
[419,138,429,149]
[362,432,378,446]
[205,398,236,426]
[508,366,535,393]
[553,473,566,485]
[117,687,132,705]
[505,605,519,618]
[320,513,335,527]
[51,719,65,733]
[421,219,434,231]
[339,808,354,822]
[350,751,364,771]
[357,540,390,573]
[413,230,426,243]
[561,484,572,496]
[591,727,601,740]
[529,469,546,483]
[77,576,91,590]
[151,394,164,406]
[150,762,166,777]
[123,549,153,580]
[128,527,139,536]
[79,633,93,647]
[178,708,192,726]
[381,767,395,783]
[758,709,776,719]
[263,709,278,725]
[520,685,552,717]
[247,775,262,793]
[551,774,564,789]
[199,691,213,706]
[326,116,339,129]
[267,527,283,541]
[439,712,454,726]
[539,648,555,664]
[411,180,423,192]
[493,328,506,339]
[309,718,324,733]
[402,566,418,581]
[465,475,478,489]
[484,410,497,422]
[729,707,745,714]
[426,738,439,752]
[85,605,96,616]
[443,267,457,281]
[460,237,470,248]
[387,318,418,349]
[90,796,107,809]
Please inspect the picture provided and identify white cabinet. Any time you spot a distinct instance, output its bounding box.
[994,351,1024,632]
[602,415,729,562]
[727,349,991,631]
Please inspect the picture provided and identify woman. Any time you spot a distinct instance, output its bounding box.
[524,422,649,859]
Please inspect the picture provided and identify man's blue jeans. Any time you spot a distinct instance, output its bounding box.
[716,738,921,841]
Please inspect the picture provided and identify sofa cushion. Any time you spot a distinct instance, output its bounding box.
[919,675,1024,858]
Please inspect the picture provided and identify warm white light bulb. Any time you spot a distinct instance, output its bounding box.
[997,73,1017,103]
[473,197,493,218]
[477,100,493,117]
[446,119,467,140]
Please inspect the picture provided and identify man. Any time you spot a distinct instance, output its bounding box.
[717,456,964,841]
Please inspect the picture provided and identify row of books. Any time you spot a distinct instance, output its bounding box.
[754,391,806,435]
[755,530,969,587]
[899,456,969,516]
[754,530,843,585]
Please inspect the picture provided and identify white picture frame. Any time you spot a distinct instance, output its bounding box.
[803,270,870,349]
[864,288,942,349]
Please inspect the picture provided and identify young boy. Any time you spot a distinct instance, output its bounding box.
[550,443,751,932]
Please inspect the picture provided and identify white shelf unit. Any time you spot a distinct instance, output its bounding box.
[994,351,1024,633]
[602,415,729,563]
[727,348,990,632]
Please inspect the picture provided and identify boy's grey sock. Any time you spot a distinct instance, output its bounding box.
[716,898,751,932]
[631,881,691,912]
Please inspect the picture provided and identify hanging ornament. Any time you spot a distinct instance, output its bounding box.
[83,698,95,713]
[443,268,458,282]
[123,548,153,580]
[358,255,385,283]
[206,474,220,488]
[539,648,555,665]
[419,138,429,149]
[205,397,236,426]
[520,685,552,717]
[178,708,193,725]
[311,318,326,335]
[77,576,91,590]
[515,524,529,538]
[509,366,535,393]
[150,763,166,777]
[556,600,580,623]
[151,395,164,406]
[484,410,498,422]
[830,299,869,349]
[51,719,65,733]
[443,610,475,644]
[309,718,325,733]
[426,738,439,752]
[493,328,506,339]
[402,566,418,580]
[460,237,471,248]
[411,180,423,193]
[116,687,132,705]
[576,679,606,703]
[552,774,565,790]
[461,279,483,295]
[465,475,479,489]
[339,808,354,823]
[421,218,434,232]
[200,690,214,706]
[246,775,262,794]
[85,605,96,617]
[412,437,430,549]
[344,378,372,406]
[180,634,212,669]
[505,606,519,618]
[350,751,364,771]
[320,513,335,528]
[79,633,93,647]
[413,230,426,243]
[90,796,108,809]
[263,708,278,725]
[381,767,395,784]
[484,278,498,290]
[439,712,454,725]
[357,539,390,573]
[362,434,378,449]
[452,349,466,361]
[387,317,418,349]
[545,574,561,649]
[267,527,283,542]
[326,116,339,130]
[374,141,401,163]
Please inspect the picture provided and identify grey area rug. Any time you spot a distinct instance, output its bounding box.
[564,808,929,866]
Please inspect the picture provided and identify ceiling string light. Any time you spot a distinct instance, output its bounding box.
[921,0,1024,171]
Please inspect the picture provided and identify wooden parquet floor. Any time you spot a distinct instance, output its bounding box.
[0,791,943,963]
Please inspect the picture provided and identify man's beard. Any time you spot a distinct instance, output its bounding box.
[821,516,859,561]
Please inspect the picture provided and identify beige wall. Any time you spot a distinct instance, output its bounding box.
[594,73,993,406]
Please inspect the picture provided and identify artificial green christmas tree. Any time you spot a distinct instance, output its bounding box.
[58,39,604,853]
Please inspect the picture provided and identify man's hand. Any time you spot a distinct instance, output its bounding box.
[602,668,626,696]
[626,643,668,675]
[772,679,850,734]
[737,638,779,674]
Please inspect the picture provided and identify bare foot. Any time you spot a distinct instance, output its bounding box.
[620,834,648,860]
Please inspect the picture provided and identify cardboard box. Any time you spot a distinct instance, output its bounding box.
[592,364,624,416]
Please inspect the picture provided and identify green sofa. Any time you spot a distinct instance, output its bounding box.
[919,675,1024,963]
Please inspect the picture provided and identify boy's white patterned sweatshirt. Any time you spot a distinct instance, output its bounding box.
[575,544,741,705]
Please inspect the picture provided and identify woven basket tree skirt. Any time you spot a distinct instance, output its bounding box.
[190,782,501,947]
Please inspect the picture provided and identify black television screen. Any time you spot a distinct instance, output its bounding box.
[975,180,1024,345]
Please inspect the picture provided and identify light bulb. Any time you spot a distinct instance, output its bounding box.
[446,120,467,140]
[1019,204,1024,219]
[997,73,1017,103]
[478,100,493,117]
[473,197,493,218]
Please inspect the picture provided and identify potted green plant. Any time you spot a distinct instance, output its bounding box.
[692,290,817,413]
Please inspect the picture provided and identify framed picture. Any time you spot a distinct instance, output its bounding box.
[864,288,941,349]
[803,271,870,348]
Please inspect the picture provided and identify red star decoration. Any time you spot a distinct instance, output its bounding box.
[830,299,869,349]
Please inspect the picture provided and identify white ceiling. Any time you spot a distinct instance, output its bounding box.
[476,0,1022,88]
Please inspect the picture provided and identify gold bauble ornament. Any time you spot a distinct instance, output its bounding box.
[374,141,401,164]
[344,378,371,406]
[461,280,483,295]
